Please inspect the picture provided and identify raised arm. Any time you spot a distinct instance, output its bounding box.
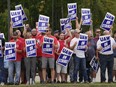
[10,22,13,37]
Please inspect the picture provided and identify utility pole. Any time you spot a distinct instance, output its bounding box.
[52,0,54,30]
[7,0,10,41]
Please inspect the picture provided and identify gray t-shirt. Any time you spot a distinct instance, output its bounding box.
[86,39,96,61]
[113,40,116,57]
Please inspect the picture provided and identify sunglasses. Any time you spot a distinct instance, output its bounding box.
[96,31,101,33]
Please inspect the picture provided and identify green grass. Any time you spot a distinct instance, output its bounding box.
[3,83,116,87]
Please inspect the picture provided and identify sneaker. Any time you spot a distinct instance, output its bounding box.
[14,83,19,85]
[0,82,4,86]
[7,83,14,85]
[57,81,60,83]
[26,81,30,85]
[32,81,35,85]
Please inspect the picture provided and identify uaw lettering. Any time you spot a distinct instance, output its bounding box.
[57,47,73,67]
[100,12,115,31]
[15,4,28,21]
[60,18,72,31]
[90,56,99,73]
[77,40,87,51]
[80,33,88,40]
[101,40,111,52]
[42,43,53,54]
[10,10,23,28]
[38,15,49,32]
[67,3,77,21]
[44,37,54,43]
[26,39,36,57]
[81,8,91,25]
[0,40,2,57]
[100,35,110,42]
[0,33,5,38]
[5,42,16,60]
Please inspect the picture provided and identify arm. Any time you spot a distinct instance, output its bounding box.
[76,17,82,29]
[10,22,13,37]
[23,24,27,38]
[65,29,72,43]
[70,41,77,50]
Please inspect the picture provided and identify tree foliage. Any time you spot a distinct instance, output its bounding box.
[0,0,116,39]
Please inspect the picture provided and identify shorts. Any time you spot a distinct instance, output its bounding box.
[42,57,55,69]
[113,58,116,70]
[56,63,67,74]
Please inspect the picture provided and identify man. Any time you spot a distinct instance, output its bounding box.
[97,30,116,83]
[54,30,59,40]
[8,32,23,85]
[70,29,88,83]
[56,32,68,83]
[10,22,26,84]
[0,31,7,85]
[86,31,96,83]
[40,28,58,83]
[113,31,116,82]
[94,29,101,43]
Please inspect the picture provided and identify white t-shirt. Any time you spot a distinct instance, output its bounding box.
[70,37,85,58]
[97,36,116,55]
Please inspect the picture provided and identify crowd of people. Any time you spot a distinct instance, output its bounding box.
[0,18,116,86]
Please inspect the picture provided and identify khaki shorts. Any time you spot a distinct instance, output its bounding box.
[113,58,116,70]
[42,57,55,69]
[56,63,67,74]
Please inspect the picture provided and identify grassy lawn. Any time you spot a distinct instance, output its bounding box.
[3,83,116,87]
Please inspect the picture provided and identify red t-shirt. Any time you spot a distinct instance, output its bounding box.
[10,39,23,61]
[55,40,66,60]
[40,35,58,58]
[18,37,25,58]
[36,34,43,57]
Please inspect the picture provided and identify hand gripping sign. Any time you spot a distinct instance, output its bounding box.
[5,42,16,60]
[77,33,88,51]
[81,8,91,25]
[0,33,5,39]
[60,18,72,32]
[10,10,23,28]
[57,47,73,67]
[67,3,77,21]
[99,35,111,52]
[38,15,49,33]
[25,39,37,57]
[100,12,115,31]
[90,56,99,73]
[0,40,3,57]
[42,37,54,54]
[15,4,28,21]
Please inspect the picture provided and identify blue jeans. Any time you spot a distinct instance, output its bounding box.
[73,56,88,82]
[8,61,21,83]
[99,54,114,82]
[0,57,8,83]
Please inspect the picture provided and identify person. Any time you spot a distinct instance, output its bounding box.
[94,29,101,43]
[0,31,7,85]
[113,31,116,82]
[23,32,36,85]
[70,29,88,83]
[40,28,58,83]
[55,32,68,83]
[7,32,23,85]
[36,32,45,84]
[86,31,97,83]
[54,30,59,40]
[10,22,26,84]
[97,30,116,83]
